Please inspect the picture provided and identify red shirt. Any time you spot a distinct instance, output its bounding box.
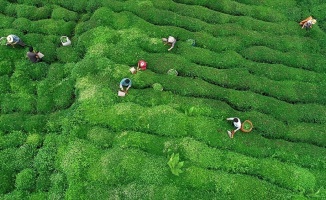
[138,60,147,70]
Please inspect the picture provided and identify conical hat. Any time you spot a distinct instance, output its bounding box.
[311,19,317,24]
[7,35,13,43]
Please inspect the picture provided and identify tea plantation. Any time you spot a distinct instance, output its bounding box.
[0,0,326,199]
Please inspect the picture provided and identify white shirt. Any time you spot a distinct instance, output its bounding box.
[167,36,176,43]
[233,119,241,129]
[227,117,241,132]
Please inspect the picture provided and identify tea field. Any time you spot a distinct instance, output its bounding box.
[0,0,326,199]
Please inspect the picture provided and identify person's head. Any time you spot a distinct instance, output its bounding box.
[162,38,168,42]
[311,19,317,24]
[125,79,130,84]
[29,46,34,52]
[233,118,239,123]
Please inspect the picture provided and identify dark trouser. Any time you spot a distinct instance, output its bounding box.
[17,39,26,47]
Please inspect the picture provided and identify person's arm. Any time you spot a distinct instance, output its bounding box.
[119,83,123,91]
[168,41,175,51]
[234,126,241,133]
[227,118,234,121]
[137,62,140,71]
[126,85,131,91]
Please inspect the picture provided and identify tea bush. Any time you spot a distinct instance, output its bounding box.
[34,146,56,173]
[30,19,76,36]
[48,172,67,200]
[0,75,10,94]
[0,14,15,29]
[16,4,51,20]
[178,137,316,192]
[51,6,79,22]
[0,131,26,149]
[56,46,81,63]
[15,144,36,170]
[15,168,36,192]
[87,126,115,149]
[183,166,296,199]
[0,114,25,133]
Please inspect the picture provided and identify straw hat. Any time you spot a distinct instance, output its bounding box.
[7,35,13,43]
[311,19,317,24]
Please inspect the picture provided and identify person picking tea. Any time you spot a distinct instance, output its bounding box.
[226,117,241,138]
[162,36,176,51]
[137,60,147,71]
[26,46,42,63]
[6,34,26,47]
[119,78,132,92]
[300,16,317,30]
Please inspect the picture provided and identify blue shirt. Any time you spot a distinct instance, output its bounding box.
[9,35,20,43]
[120,78,132,87]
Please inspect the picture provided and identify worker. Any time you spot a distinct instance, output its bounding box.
[226,117,241,138]
[162,36,176,51]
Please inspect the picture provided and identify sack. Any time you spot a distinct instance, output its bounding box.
[130,67,137,74]
[37,52,44,58]
[118,90,126,97]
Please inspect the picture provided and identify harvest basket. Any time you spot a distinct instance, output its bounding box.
[130,67,137,74]
[167,69,178,76]
[152,83,163,91]
[60,36,71,46]
[118,90,126,97]
[241,120,253,133]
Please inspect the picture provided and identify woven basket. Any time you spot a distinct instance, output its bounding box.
[241,120,253,133]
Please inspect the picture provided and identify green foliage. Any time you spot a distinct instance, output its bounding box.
[51,6,79,21]
[0,131,26,149]
[25,133,42,147]
[0,61,13,76]
[0,0,325,199]
[87,126,114,148]
[56,46,81,63]
[15,144,36,170]
[48,172,67,199]
[16,5,51,20]
[167,153,184,176]
[31,19,76,36]
[15,168,36,191]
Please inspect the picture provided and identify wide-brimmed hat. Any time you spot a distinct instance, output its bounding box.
[311,19,317,24]
[7,35,13,43]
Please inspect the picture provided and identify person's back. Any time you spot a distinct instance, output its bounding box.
[120,78,132,92]
[162,36,176,51]
[27,47,39,63]
[7,34,25,47]
[167,36,176,43]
